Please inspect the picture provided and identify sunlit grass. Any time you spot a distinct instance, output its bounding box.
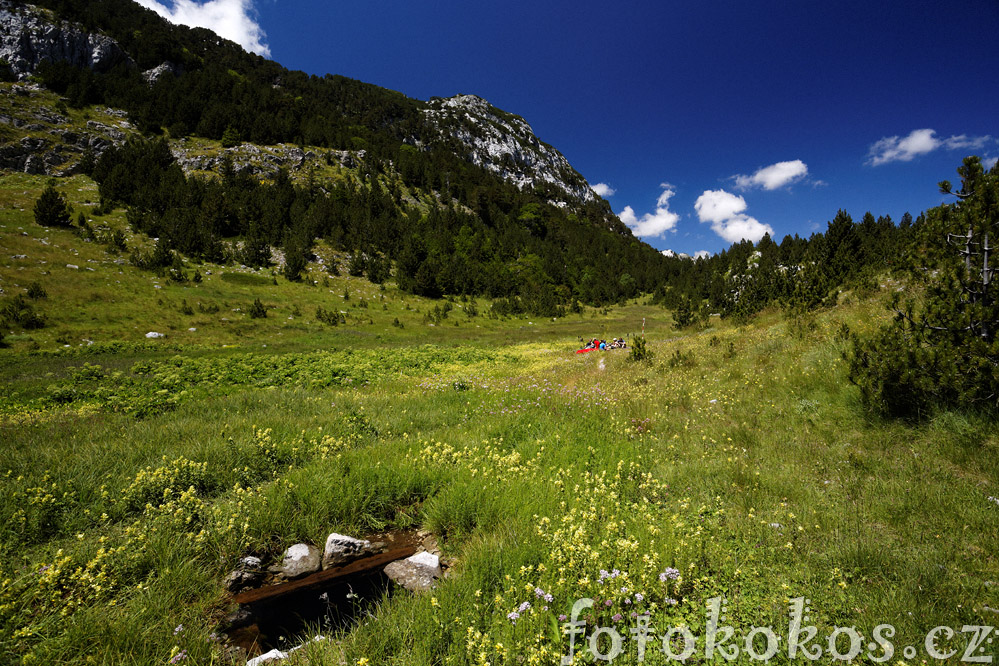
[2,176,998,664]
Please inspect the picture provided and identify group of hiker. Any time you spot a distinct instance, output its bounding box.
[578,337,627,352]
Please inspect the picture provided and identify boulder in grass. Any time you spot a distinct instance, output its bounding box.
[322,533,372,569]
[269,543,320,580]
[145,331,165,338]
[384,551,442,592]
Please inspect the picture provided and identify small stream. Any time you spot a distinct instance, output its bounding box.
[223,529,425,657]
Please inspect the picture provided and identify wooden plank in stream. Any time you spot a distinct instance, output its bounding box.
[232,546,418,605]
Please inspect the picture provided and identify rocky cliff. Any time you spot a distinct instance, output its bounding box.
[0,0,131,80]
[423,94,597,206]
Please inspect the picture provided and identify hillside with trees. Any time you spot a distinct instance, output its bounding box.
[0,0,940,318]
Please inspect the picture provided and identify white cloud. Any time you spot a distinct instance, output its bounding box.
[618,183,680,238]
[942,134,991,150]
[694,189,773,244]
[134,0,271,57]
[867,128,993,166]
[693,189,747,224]
[734,159,808,190]
[693,250,711,260]
[591,182,616,197]
[985,156,998,170]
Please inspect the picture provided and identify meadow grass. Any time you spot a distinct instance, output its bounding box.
[1,177,998,665]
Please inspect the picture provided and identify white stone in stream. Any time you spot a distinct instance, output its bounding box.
[239,556,262,569]
[245,648,287,666]
[322,533,372,569]
[271,543,320,579]
[384,551,442,592]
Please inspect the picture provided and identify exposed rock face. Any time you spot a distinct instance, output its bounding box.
[169,140,364,178]
[383,551,442,592]
[142,60,178,85]
[322,533,373,569]
[423,94,596,206]
[0,83,134,175]
[0,0,132,80]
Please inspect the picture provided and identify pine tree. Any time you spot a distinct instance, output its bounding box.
[34,184,72,227]
[848,157,999,417]
[673,295,694,329]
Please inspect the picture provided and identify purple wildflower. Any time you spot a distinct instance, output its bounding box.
[507,611,520,624]
[659,567,680,582]
[612,613,623,622]
[173,624,184,636]
[518,601,531,612]
[634,593,644,602]
[169,650,188,664]
[604,599,613,607]
[558,614,568,622]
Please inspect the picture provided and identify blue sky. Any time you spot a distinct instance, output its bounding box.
[135,0,998,256]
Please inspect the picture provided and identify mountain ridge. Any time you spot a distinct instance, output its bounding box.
[0,0,606,212]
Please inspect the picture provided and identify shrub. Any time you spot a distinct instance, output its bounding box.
[248,298,267,319]
[34,183,72,227]
[347,250,367,277]
[316,306,344,326]
[1,295,45,329]
[283,248,306,281]
[628,336,651,363]
[666,348,696,368]
[423,302,452,325]
[103,228,127,253]
[26,282,47,299]
[220,125,241,148]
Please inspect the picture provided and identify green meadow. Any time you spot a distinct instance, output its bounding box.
[1,174,998,665]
